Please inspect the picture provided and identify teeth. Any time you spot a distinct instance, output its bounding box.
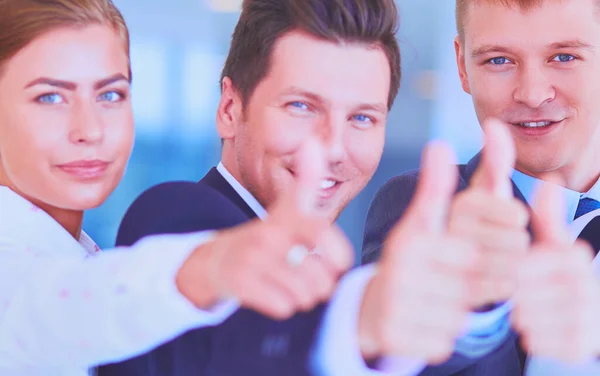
[519,121,552,128]
[320,180,336,189]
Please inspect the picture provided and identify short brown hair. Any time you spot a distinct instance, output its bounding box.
[0,0,130,79]
[456,0,600,39]
[220,0,401,110]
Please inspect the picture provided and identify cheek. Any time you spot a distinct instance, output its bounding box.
[104,110,135,157]
[1,112,62,171]
[470,72,515,118]
[347,129,384,178]
[262,112,315,155]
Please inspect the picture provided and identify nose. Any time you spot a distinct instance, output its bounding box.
[316,114,347,165]
[513,66,555,109]
[68,100,104,144]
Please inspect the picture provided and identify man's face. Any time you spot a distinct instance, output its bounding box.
[456,0,600,189]
[219,30,391,222]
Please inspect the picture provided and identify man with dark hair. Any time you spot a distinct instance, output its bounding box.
[98,0,509,375]
[363,0,600,375]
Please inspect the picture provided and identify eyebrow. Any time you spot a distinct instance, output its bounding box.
[470,45,512,59]
[282,87,327,105]
[281,86,387,114]
[548,39,594,50]
[24,73,130,90]
[353,102,388,114]
[471,39,595,59]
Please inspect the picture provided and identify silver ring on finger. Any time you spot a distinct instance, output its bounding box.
[286,245,309,268]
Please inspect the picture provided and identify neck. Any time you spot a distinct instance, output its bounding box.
[0,168,83,240]
[44,205,84,240]
[221,146,246,192]
[517,152,600,193]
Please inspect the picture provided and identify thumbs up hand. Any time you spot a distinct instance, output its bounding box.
[176,137,353,319]
[512,180,600,363]
[448,118,530,306]
[357,141,480,364]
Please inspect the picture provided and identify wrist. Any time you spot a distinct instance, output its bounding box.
[175,239,222,309]
[358,274,384,360]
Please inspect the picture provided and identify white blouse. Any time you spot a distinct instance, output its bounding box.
[0,186,238,375]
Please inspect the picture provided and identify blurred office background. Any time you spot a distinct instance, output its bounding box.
[87,0,483,261]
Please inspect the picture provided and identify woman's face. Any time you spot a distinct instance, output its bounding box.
[0,24,134,211]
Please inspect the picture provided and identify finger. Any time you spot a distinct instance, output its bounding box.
[516,310,576,335]
[426,236,480,272]
[411,332,456,365]
[451,219,531,255]
[382,326,454,364]
[470,277,516,306]
[517,249,588,282]
[267,138,329,246]
[297,256,338,302]
[416,305,468,338]
[470,118,515,199]
[316,225,354,274]
[402,267,471,306]
[401,141,458,234]
[397,298,469,336]
[531,176,570,246]
[265,261,320,312]
[289,136,326,216]
[515,283,572,313]
[238,277,296,319]
[513,297,572,333]
[451,191,529,228]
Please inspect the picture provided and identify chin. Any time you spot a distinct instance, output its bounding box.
[60,186,113,211]
[318,198,347,224]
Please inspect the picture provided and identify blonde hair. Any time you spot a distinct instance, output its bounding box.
[456,0,600,39]
[0,0,130,78]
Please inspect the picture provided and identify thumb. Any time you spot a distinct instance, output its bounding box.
[471,118,515,199]
[290,137,326,217]
[402,140,459,234]
[531,176,570,246]
[267,137,329,245]
[270,137,326,218]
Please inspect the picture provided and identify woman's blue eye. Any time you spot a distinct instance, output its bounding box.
[37,93,63,104]
[99,91,122,102]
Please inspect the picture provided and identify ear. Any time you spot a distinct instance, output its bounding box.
[454,36,471,95]
[216,77,244,141]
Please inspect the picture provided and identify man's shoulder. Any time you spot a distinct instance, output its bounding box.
[375,163,470,201]
[124,179,243,221]
[116,180,249,246]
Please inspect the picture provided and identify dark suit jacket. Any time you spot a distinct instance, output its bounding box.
[361,153,526,376]
[98,168,326,376]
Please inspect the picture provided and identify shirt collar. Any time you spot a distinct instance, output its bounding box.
[216,162,267,220]
[0,186,99,257]
[511,169,600,224]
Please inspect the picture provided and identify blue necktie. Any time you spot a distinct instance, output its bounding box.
[575,198,600,258]
[574,197,600,219]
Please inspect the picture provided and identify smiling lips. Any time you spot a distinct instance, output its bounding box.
[508,118,566,137]
[56,159,110,180]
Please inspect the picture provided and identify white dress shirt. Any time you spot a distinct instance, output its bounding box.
[0,186,238,376]
[511,170,600,375]
[218,162,510,376]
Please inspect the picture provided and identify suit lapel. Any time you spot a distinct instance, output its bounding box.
[199,167,258,220]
